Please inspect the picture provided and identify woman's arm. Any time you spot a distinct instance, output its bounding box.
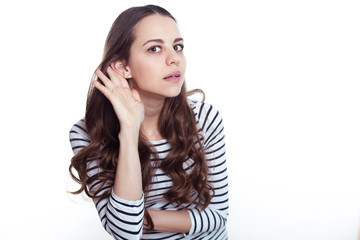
[145,209,191,233]
[70,121,145,240]
[113,128,143,200]
[93,67,145,201]
[70,67,146,239]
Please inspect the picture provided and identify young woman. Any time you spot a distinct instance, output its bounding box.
[69,5,228,239]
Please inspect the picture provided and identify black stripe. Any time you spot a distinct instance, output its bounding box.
[213,190,228,198]
[95,197,107,209]
[199,208,204,233]
[201,105,213,132]
[98,201,107,214]
[206,135,225,151]
[206,132,225,151]
[159,202,171,210]
[155,148,171,154]
[213,183,228,191]
[72,145,85,150]
[74,123,87,133]
[87,165,98,173]
[205,142,225,155]
[189,208,196,235]
[94,185,112,197]
[209,167,227,176]
[208,175,228,184]
[106,206,143,225]
[110,194,144,208]
[217,212,225,229]
[207,152,226,164]
[99,206,107,223]
[214,227,227,240]
[70,138,90,143]
[151,141,169,147]
[205,121,223,146]
[204,210,211,232]
[89,180,102,191]
[210,209,217,232]
[198,102,205,120]
[151,157,164,162]
[154,172,167,177]
[206,110,218,132]
[219,206,229,211]
[209,158,226,168]
[108,222,142,239]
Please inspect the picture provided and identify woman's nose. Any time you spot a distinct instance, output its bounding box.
[166,49,180,66]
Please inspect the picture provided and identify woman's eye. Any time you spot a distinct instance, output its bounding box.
[174,44,184,51]
[149,46,161,53]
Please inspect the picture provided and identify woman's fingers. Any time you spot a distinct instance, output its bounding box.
[95,69,114,89]
[92,68,144,130]
[92,67,144,130]
[94,67,131,94]
[107,66,130,89]
[92,78,112,98]
[131,88,142,103]
[93,68,134,101]
[93,69,121,98]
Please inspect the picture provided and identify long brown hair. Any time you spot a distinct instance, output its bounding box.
[69,5,213,231]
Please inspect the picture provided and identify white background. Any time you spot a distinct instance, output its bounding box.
[0,0,359,239]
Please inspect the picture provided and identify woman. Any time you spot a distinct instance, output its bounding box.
[69,5,228,239]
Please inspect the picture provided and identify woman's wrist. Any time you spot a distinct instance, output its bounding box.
[118,126,140,143]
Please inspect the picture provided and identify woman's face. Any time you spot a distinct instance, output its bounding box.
[126,14,186,100]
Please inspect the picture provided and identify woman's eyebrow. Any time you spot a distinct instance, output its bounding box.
[174,38,184,43]
[142,38,184,46]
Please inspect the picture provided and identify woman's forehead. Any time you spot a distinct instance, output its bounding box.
[133,14,181,45]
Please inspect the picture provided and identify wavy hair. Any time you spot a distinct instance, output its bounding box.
[69,5,214,231]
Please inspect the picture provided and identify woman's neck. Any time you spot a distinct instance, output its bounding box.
[140,94,165,141]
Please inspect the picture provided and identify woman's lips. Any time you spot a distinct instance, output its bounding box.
[163,71,181,83]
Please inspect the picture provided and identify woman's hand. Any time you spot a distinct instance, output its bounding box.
[93,67,144,134]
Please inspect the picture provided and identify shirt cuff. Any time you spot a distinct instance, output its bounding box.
[186,208,196,235]
[110,190,144,206]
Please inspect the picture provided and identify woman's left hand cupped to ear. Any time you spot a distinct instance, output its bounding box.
[92,67,145,134]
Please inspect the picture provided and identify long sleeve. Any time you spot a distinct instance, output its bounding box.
[187,101,229,236]
[69,120,145,240]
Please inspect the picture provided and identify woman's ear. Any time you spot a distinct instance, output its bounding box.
[110,60,132,79]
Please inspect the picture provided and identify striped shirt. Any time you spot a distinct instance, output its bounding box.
[69,100,229,239]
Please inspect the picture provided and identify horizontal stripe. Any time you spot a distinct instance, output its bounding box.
[70,137,90,143]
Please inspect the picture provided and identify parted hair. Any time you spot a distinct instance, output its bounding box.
[69,4,214,231]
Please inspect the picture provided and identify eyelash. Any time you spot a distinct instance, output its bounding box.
[174,44,184,51]
[148,44,184,53]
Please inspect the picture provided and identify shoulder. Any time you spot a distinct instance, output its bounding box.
[188,98,225,149]
[188,98,224,133]
[188,98,215,119]
[69,119,90,154]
